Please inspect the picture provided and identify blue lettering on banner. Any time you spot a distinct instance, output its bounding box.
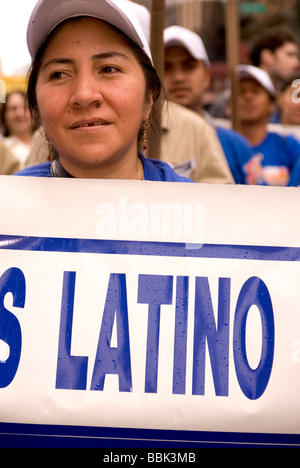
[233,277,275,400]
[138,275,173,393]
[0,236,281,398]
[193,277,230,397]
[173,276,189,395]
[54,272,274,399]
[56,271,88,390]
[0,268,26,388]
[91,273,132,392]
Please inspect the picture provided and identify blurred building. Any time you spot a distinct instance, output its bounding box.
[0,76,27,95]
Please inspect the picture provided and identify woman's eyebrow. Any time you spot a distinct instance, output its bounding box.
[42,52,129,69]
[42,58,75,69]
[91,51,129,61]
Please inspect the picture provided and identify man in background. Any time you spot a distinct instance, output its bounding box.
[163,25,253,184]
[236,64,300,186]
[249,27,300,91]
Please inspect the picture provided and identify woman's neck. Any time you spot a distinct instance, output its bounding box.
[58,153,144,180]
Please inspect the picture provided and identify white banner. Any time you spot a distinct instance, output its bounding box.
[0,176,299,436]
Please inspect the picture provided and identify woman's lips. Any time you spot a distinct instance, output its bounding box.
[75,122,109,128]
[70,118,110,129]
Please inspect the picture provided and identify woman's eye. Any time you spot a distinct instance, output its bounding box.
[49,71,66,80]
[101,65,119,74]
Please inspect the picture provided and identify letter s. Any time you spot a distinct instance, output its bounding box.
[0,268,26,388]
[292,79,300,103]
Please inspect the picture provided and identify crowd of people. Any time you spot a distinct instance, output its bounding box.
[1,0,300,187]
[162,23,300,186]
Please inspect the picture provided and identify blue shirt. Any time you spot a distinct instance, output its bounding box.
[243,132,300,186]
[216,126,253,184]
[289,157,300,186]
[15,155,193,183]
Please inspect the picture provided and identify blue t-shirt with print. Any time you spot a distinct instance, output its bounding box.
[243,132,300,186]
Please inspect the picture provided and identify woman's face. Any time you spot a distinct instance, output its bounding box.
[5,92,31,137]
[36,18,153,178]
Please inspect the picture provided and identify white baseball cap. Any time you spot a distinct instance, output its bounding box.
[236,64,276,98]
[163,25,210,67]
[27,0,153,63]
[118,0,151,44]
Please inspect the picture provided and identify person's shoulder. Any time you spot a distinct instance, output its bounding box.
[267,131,284,140]
[266,131,293,142]
[162,101,207,129]
[14,162,52,177]
[217,125,251,147]
[267,131,300,150]
[283,133,300,146]
[165,101,201,119]
[142,155,194,183]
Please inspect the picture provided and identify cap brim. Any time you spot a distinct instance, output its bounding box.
[237,65,276,98]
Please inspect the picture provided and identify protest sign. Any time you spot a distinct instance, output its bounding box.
[0,176,299,447]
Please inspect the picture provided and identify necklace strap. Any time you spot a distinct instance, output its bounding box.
[51,159,74,178]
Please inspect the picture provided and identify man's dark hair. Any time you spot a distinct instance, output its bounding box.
[249,27,297,67]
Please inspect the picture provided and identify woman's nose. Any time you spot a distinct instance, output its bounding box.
[69,73,104,109]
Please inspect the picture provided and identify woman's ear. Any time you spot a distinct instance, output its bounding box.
[143,92,154,121]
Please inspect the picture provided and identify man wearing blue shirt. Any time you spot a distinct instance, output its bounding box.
[236,64,300,186]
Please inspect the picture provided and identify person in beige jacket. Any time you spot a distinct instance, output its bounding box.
[0,140,20,174]
[161,101,234,183]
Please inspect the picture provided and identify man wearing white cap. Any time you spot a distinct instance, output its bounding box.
[163,26,210,114]
[163,25,253,184]
[119,9,234,185]
[236,64,300,186]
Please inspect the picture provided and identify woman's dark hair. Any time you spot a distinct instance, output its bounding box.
[26,18,164,159]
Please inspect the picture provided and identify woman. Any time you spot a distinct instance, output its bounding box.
[16,0,191,182]
[1,91,35,168]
